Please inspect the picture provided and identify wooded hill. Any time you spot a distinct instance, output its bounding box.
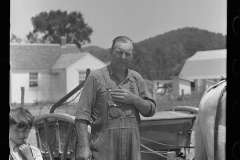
[82,27,226,80]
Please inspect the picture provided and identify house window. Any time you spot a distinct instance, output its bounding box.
[191,82,195,91]
[79,71,86,84]
[29,73,38,87]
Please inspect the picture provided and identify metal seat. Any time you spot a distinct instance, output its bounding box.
[33,113,77,160]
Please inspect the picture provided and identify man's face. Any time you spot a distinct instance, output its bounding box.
[110,41,134,72]
[9,124,30,145]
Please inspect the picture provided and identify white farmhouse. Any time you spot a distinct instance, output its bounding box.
[10,40,106,104]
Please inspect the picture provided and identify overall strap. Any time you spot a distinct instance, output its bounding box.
[91,67,111,123]
[127,70,142,124]
[101,66,112,91]
[128,70,141,95]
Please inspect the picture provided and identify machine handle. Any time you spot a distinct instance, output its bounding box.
[173,106,199,114]
[50,68,90,113]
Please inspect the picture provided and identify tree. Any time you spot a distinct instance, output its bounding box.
[26,10,93,49]
[135,27,226,80]
[131,46,152,79]
[26,32,43,43]
[10,34,22,43]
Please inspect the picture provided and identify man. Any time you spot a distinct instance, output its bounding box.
[9,107,43,160]
[75,36,156,160]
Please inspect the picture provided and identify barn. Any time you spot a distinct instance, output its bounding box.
[179,49,226,92]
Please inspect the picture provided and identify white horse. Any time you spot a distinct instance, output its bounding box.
[194,80,226,160]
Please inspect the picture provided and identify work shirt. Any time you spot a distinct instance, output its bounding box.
[9,138,43,160]
[75,65,156,160]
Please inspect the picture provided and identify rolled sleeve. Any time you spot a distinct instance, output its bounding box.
[143,99,156,117]
[75,76,97,123]
[140,80,156,117]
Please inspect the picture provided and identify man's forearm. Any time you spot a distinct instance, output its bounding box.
[133,95,153,116]
[75,119,90,148]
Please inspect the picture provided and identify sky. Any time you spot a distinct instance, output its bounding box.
[10,0,227,49]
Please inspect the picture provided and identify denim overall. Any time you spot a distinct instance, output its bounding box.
[90,67,141,160]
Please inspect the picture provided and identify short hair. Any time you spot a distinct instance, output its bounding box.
[110,36,135,52]
[9,107,34,129]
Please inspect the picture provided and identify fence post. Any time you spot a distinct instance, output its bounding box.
[181,89,184,97]
[21,87,25,107]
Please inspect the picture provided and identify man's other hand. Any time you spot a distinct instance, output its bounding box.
[76,146,92,160]
[111,86,136,104]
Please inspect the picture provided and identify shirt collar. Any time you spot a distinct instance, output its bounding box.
[9,138,17,152]
[108,63,116,75]
[108,63,131,80]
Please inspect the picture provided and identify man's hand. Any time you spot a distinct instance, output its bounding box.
[18,144,34,160]
[111,86,137,104]
[76,146,92,160]
[75,120,92,160]
[111,86,154,116]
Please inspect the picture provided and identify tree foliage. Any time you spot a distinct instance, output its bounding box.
[134,28,226,80]
[27,10,93,49]
[26,32,43,43]
[10,34,23,43]
[83,27,226,80]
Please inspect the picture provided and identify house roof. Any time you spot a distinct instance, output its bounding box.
[171,76,194,82]
[179,49,226,79]
[153,80,172,84]
[51,53,87,69]
[10,43,81,70]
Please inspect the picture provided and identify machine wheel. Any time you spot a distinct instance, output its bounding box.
[33,113,77,160]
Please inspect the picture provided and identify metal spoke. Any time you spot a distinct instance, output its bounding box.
[43,119,54,160]
[61,123,74,160]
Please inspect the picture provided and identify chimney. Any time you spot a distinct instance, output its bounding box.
[60,36,67,47]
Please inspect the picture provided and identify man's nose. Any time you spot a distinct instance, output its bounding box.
[121,53,126,59]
